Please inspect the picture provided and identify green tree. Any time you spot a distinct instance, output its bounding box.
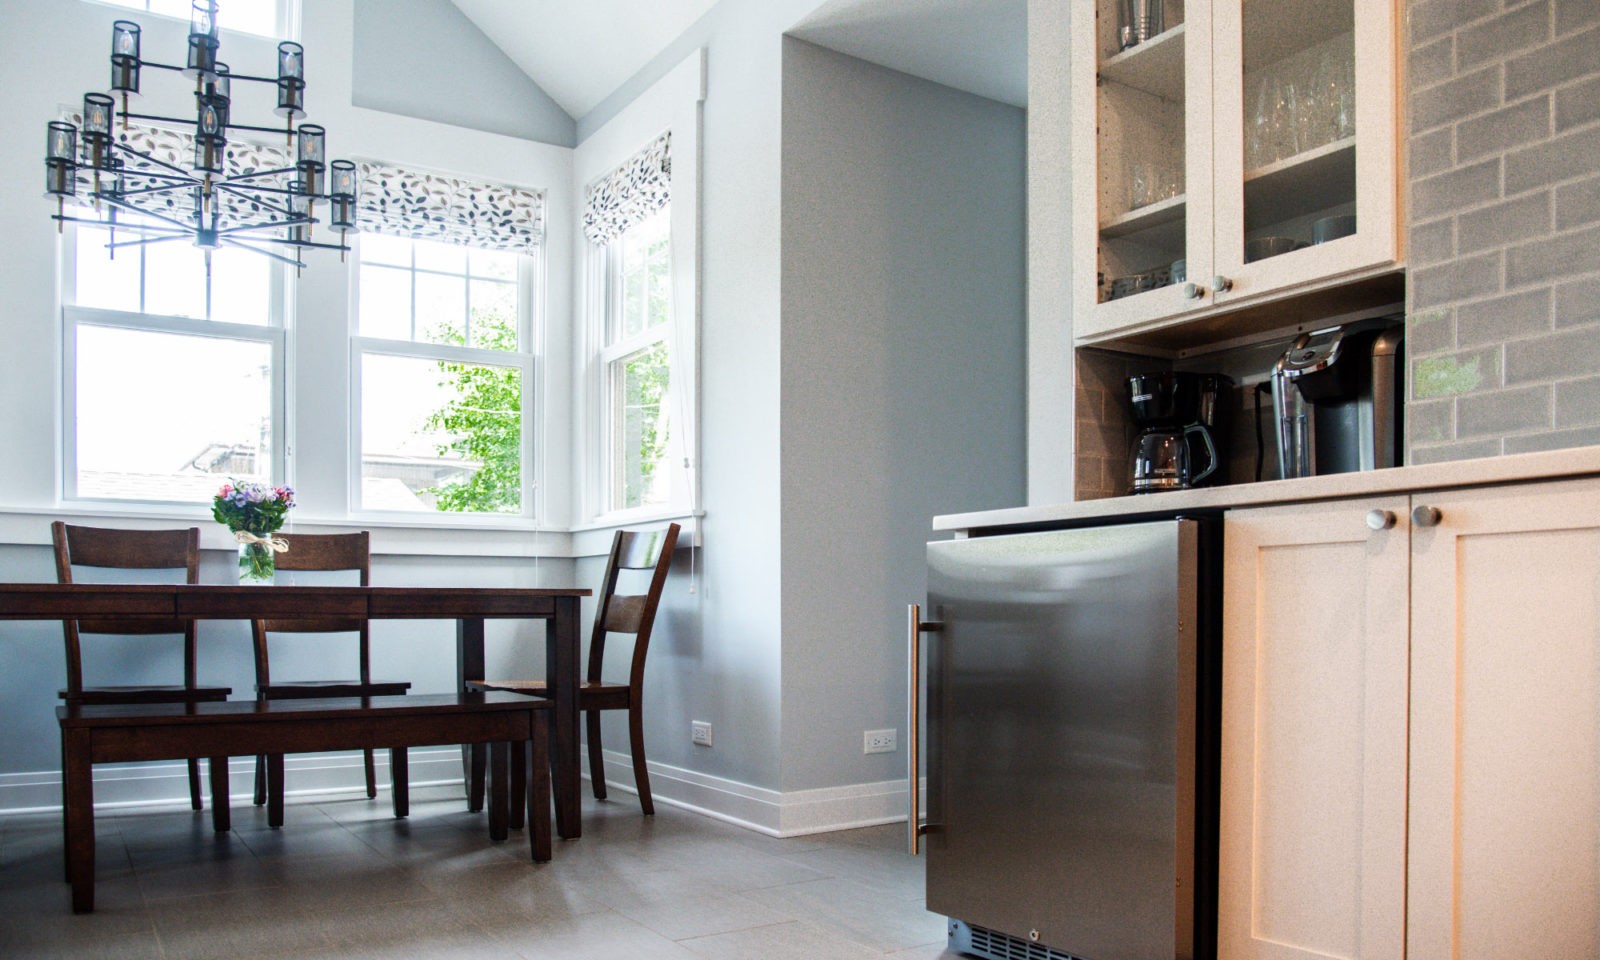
[423,310,522,513]
[622,340,671,508]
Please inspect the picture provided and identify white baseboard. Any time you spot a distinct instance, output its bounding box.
[0,747,913,838]
[0,748,463,815]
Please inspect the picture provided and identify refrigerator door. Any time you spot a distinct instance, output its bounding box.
[925,521,1199,960]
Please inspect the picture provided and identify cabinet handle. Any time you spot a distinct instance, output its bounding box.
[1411,505,1442,527]
[907,604,942,855]
[1366,509,1396,530]
[1184,282,1206,300]
[1212,275,1234,293]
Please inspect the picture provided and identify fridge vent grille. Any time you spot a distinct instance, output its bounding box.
[967,924,1078,960]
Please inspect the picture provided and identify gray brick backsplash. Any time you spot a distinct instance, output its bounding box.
[1411,217,1457,266]
[1410,437,1505,463]
[1556,375,1600,426]
[1404,0,1600,464]
[1409,398,1456,444]
[1409,306,1458,354]
[1458,95,1552,163]
[1505,424,1600,452]
[1411,36,1457,91]
[1457,384,1552,436]
[1458,2,1551,71]
[1555,0,1600,34]
[1555,175,1600,228]
[1412,251,1504,308]
[1504,222,1600,286]
[1506,124,1600,194]
[1505,25,1600,101]
[1413,159,1503,220]
[1555,76,1600,131]
[1505,324,1600,383]
[1412,66,1504,134]
[1457,287,1553,345]
[1555,276,1600,326]
[1412,128,1455,179]
[1410,0,1500,43]
[1458,191,1552,253]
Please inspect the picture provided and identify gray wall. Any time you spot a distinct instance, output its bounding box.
[352,0,576,146]
[1405,0,1600,461]
[779,39,1027,790]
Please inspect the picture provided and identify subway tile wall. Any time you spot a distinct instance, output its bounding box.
[1406,0,1600,462]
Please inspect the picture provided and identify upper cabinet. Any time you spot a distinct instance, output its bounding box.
[1071,0,1402,348]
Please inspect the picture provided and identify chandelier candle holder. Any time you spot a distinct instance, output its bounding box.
[43,0,357,269]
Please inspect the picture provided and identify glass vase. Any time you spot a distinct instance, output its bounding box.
[238,540,276,586]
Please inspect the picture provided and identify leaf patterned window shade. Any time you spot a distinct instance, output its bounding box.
[583,132,671,245]
[354,160,546,254]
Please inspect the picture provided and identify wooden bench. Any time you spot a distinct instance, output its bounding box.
[58,692,551,913]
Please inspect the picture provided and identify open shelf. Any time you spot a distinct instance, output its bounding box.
[1100,23,1186,102]
[1243,136,1355,228]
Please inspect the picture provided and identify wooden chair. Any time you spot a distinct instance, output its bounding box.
[250,532,411,823]
[51,522,230,811]
[471,522,679,815]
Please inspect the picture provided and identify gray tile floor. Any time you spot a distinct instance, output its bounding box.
[0,785,964,959]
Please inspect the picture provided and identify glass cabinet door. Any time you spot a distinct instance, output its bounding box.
[1211,0,1398,301]
[1073,0,1214,339]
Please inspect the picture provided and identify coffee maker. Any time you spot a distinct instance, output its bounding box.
[1270,319,1404,479]
[1127,372,1233,493]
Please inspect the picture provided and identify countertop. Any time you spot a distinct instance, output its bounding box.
[934,444,1600,533]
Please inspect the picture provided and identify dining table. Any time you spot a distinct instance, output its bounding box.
[0,582,590,839]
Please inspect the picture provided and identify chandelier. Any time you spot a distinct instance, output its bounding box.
[43,0,357,268]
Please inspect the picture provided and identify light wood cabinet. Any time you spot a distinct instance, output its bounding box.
[1071,0,1401,347]
[1221,478,1600,958]
[1219,496,1409,960]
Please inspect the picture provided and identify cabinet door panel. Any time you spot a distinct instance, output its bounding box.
[1409,480,1600,959]
[1220,498,1408,960]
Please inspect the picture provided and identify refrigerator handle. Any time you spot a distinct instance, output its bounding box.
[908,603,942,855]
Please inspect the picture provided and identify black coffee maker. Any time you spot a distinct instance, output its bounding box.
[1127,372,1233,493]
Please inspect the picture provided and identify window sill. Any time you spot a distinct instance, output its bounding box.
[569,508,703,557]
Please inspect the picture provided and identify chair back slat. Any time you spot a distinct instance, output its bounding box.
[252,532,373,689]
[586,524,680,686]
[271,532,369,579]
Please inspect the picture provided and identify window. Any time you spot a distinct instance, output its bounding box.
[91,0,291,39]
[62,213,287,503]
[353,234,534,516]
[602,208,673,511]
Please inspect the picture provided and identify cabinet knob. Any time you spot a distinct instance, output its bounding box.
[1183,282,1206,300]
[1212,275,1234,293]
[1411,505,1442,527]
[1366,509,1396,531]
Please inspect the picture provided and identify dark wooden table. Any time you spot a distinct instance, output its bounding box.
[0,583,589,839]
[59,692,551,912]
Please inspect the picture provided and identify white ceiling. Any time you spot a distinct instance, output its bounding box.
[449,0,1027,121]
[447,0,721,119]
[788,0,1027,108]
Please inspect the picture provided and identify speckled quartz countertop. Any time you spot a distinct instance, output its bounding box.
[934,445,1600,533]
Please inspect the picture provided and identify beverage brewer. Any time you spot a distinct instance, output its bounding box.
[1127,372,1232,493]
[1269,320,1404,479]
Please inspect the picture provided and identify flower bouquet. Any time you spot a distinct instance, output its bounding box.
[212,481,295,585]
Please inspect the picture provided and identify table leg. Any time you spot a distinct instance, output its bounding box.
[457,616,486,806]
[63,728,95,913]
[488,741,509,842]
[210,756,230,833]
[550,595,581,839]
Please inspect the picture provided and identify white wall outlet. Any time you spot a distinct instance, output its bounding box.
[691,720,713,747]
[864,728,897,754]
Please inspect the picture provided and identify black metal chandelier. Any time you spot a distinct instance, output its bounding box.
[43,0,357,268]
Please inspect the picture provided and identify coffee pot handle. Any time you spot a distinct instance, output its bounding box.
[1184,424,1219,485]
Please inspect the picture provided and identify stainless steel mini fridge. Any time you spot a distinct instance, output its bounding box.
[909,519,1220,960]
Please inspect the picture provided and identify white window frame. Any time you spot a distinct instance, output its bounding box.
[577,52,704,529]
[598,210,675,514]
[58,220,291,506]
[348,233,543,525]
[84,0,300,40]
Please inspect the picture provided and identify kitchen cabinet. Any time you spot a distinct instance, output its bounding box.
[1221,478,1600,959]
[1071,0,1400,346]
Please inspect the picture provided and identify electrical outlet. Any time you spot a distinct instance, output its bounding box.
[691,720,713,747]
[864,729,897,754]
